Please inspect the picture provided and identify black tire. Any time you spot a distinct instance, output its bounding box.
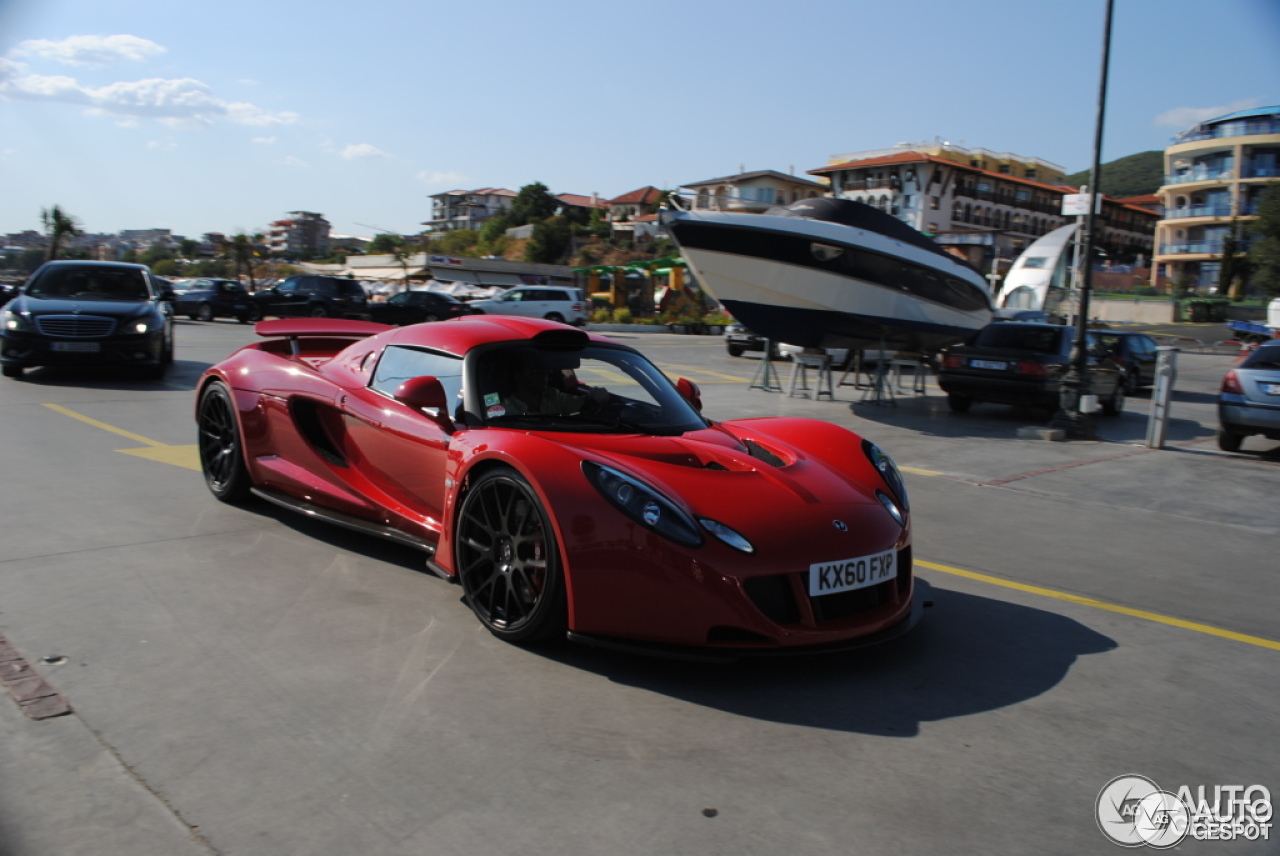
[197,381,253,503]
[197,303,215,322]
[545,312,565,324]
[2,364,24,379]
[424,313,440,323]
[727,344,745,357]
[1101,384,1125,416]
[1125,369,1141,395]
[455,468,567,643]
[1217,429,1244,452]
[309,305,330,318]
[947,393,972,413]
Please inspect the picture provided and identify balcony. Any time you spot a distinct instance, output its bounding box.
[1173,118,1280,143]
[1163,204,1232,220]
[1164,169,1234,185]
[1160,241,1223,256]
[1243,166,1280,179]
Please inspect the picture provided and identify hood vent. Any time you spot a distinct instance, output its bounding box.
[743,439,785,468]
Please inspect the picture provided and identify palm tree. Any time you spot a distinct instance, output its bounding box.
[41,205,82,261]
[226,233,262,291]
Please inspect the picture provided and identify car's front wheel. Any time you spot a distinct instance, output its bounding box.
[197,380,253,503]
[455,468,567,643]
[727,343,745,357]
[197,303,215,322]
[2,364,24,379]
[1101,383,1125,416]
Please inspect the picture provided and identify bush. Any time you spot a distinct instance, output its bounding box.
[614,307,633,324]
[592,308,614,323]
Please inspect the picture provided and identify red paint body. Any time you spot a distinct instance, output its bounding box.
[197,316,918,653]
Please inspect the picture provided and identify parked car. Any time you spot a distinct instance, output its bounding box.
[195,316,919,656]
[172,278,259,323]
[367,290,475,326]
[468,286,588,326]
[938,322,1124,416]
[1217,339,1280,452]
[724,322,778,358]
[252,275,369,319]
[1,260,174,380]
[1091,330,1160,394]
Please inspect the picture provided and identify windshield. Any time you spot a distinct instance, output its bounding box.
[27,266,151,301]
[471,343,706,435]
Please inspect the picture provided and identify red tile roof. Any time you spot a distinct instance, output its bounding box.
[609,186,664,205]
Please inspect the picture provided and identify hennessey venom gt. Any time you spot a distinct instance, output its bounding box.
[196,316,921,658]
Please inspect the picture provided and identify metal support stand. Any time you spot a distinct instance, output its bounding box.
[1144,346,1178,448]
[859,337,896,406]
[788,352,834,400]
[749,340,782,392]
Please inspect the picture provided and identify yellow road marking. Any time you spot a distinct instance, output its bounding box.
[918,559,1280,652]
[663,363,751,383]
[42,403,200,471]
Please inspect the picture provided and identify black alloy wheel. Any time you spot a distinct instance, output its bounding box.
[197,381,252,503]
[455,468,567,643]
[309,305,330,318]
[197,303,215,322]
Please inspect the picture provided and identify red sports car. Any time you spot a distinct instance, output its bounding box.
[196,316,920,658]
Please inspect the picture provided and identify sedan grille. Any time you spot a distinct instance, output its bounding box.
[742,546,913,626]
[35,315,116,337]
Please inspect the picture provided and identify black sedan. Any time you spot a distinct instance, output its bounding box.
[172,278,259,323]
[366,290,476,325]
[724,322,779,358]
[1,260,174,380]
[938,322,1124,416]
[1091,330,1160,394]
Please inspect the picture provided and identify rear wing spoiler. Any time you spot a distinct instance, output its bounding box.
[255,318,391,356]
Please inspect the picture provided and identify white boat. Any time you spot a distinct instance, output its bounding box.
[661,198,993,353]
[996,223,1077,319]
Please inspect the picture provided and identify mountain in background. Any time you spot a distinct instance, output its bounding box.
[1062,150,1164,198]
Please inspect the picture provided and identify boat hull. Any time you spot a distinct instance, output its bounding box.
[664,203,992,353]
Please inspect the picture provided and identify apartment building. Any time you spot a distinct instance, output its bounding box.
[677,169,827,213]
[424,188,517,233]
[1155,106,1280,292]
[267,211,331,258]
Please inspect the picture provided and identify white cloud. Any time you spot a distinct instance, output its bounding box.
[281,155,309,168]
[146,139,177,151]
[417,170,466,185]
[0,71,299,128]
[12,35,165,67]
[1155,99,1261,128]
[252,136,277,145]
[341,143,389,160]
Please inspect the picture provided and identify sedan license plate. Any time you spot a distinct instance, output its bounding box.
[970,359,1008,370]
[809,548,896,597]
[52,341,101,353]
[1263,383,1280,396]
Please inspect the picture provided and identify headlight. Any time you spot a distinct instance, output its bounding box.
[2,309,32,332]
[699,517,754,554]
[876,490,906,527]
[134,321,151,333]
[862,440,909,514]
[582,461,703,548]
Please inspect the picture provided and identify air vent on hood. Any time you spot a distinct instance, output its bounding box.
[743,440,785,468]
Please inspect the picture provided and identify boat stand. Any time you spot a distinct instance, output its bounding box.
[749,340,782,392]
[858,336,896,406]
[787,351,834,400]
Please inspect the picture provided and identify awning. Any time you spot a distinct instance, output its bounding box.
[346,265,426,280]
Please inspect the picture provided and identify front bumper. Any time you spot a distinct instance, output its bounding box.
[1,331,167,368]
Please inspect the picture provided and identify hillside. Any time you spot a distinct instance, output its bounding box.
[1063,150,1164,197]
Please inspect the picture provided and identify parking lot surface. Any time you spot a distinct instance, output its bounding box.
[0,320,1276,855]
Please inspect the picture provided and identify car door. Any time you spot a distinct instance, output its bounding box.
[336,345,462,537]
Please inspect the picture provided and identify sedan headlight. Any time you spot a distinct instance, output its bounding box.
[134,320,152,333]
[862,440,909,514]
[2,309,32,332]
[582,461,703,548]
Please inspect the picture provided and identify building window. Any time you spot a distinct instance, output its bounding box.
[930,196,940,210]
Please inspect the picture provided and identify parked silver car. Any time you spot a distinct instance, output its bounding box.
[1218,339,1280,451]
[468,286,587,326]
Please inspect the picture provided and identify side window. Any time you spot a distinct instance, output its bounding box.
[370,346,465,410]
[278,278,299,294]
[505,290,525,302]
[315,279,336,296]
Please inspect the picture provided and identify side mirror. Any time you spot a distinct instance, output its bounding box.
[676,377,702,412]
[394,376,454,431]
[159,288,176,301]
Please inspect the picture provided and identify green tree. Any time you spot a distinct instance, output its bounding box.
[525,217,571,264]
[509,182,559,226]
[40,205,82,261]
[367,233,407,254]
[1247,183,1280,298]
[431,229,479,257]
[226,232,263,290]
[1063,151,1164,197]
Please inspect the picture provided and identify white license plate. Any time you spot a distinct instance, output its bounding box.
[1263,383,1280,395]
[970,359,1008,370]
[809,548,897,596]
[52,341,101,352]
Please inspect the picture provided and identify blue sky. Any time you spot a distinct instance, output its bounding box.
[1,0,1277,240]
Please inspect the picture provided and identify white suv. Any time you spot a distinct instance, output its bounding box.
[469,286,588,326]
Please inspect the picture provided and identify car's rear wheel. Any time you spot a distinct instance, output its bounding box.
[947,393,972,413]
[197,303,215,322]
[2,364,24,379]
[1101,383,1124,416]
[424,313,439,323]
[197,380,253,503]
[455,468,567,643]
[309,305,330,318]
[545,312,565,324]
[727,344,745,357]
[1217,429,1244,452]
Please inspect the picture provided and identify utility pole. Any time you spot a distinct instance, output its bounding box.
[1051,0,1114,440]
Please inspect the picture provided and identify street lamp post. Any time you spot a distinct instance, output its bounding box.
[1052,0,1114,440]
